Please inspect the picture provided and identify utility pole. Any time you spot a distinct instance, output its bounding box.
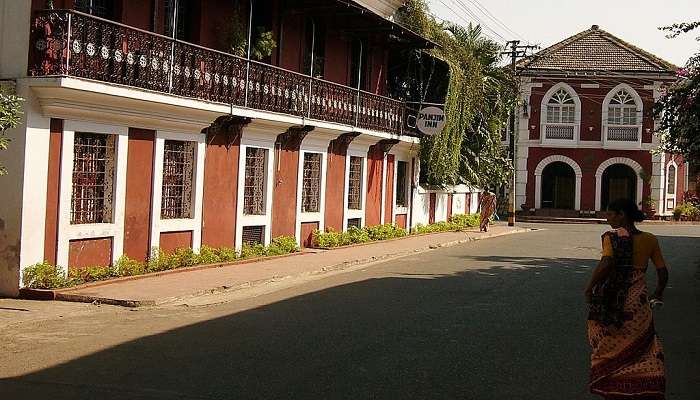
[502,40,538,227]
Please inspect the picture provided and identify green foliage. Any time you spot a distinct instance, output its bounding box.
[449,213,481,227]
[412,213,480,234]
[396,1,516,188]
[240,243,267,259]
[673,201,700,221]
[346,226,370,244]
[224,6,277,61]
[655,21,700,165]
[23,239,300,289]
[0,86,24,176]
[267,236,300,256]
[22,262,69,289]
[313,228,349,248]
[365,224,408,241]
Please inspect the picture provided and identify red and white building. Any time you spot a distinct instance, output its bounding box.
[515,25,690,219]
[0,0,484,296]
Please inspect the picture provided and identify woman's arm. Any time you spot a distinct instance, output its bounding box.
[585,256,614,302]
[651,267,668,301]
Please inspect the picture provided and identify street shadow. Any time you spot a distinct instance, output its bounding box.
[0,258,601,400]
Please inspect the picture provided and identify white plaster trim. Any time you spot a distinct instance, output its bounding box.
[344,144,370,231]
[664,161,678,211]
[295,145,329,245]
[533,155,582,210]
[519,140,656,151]
[150,131,206,253]
[57,121,129,270]
[539,82,581,145]
[601,83,643,149]
[594,157,645,211]
[581,83,600,88]
[236,129,275,249]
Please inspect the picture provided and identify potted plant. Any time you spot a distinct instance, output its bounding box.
[642,196,656,218]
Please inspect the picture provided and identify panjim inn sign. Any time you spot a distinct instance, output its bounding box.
[416,106,446,136]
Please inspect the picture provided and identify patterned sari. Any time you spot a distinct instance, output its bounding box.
[587,229,666,399]
[479,194,496,231]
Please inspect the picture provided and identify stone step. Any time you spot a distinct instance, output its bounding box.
[517,216,607,224]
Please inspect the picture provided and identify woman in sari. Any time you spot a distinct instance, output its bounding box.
[479,191,497,232]
[585,198,669,399]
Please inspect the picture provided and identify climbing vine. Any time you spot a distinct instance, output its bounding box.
[395,0,517,188]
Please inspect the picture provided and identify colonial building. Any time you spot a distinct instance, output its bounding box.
[0,0,481,296]
[515,25,688,219]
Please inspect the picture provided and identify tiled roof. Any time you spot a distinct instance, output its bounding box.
[518,25,678,74]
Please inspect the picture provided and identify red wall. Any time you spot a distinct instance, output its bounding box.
[525,147,652,211]
[123,128,155,262]
[279,14,304,73]
[384,154,395,224]
[365,145,384,226]
[43,119,63,265]
[160,231,193,254]
[69,238,113,269]
[324,137,352,232]
[324,33,350,85]
[201,132,241,248]
[272,137,303,238]
[300,222,318,248]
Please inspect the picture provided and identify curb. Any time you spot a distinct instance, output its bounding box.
[24,228,530,308]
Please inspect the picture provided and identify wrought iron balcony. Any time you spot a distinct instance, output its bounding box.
[544,124,575,140]
[28,10,409,136]
[607,126,639,142]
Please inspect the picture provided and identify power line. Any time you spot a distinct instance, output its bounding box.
[437,0,507,43]
[455,0,528,43]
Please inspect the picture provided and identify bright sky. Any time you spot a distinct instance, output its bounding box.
[427,0,698,67]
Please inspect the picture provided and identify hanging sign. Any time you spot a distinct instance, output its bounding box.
[416,106,446,136]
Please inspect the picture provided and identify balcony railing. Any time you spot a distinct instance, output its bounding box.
[544,124,575,140]
[28,10,407,135]
[607,126,639,142]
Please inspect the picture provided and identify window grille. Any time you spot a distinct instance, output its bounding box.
[71,133,115,224]
[396,161,408,207]
[667,165,676,195]
[546,89,575,124]
[244,147,267,215]
[347,218,362,230]
[608,90,638,125]
[164,0,189,40]
[302,153,322,213]
[161,140,195,219]
[242,226,265,245]
[347,156,363,210]
[74,0,112,19]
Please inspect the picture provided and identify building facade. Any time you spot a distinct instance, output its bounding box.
[0,0,478,296]
[514,25,688,219]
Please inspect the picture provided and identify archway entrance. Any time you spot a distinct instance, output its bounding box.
[602,164,637,210]
[541,162,576,209]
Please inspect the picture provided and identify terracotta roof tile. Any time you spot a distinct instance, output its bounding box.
[518,25,678,74]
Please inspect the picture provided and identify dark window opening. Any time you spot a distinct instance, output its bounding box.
[161,140,195,219]
[541,162,576,210]
[164,0,190,40]
[244,147,267,215]
[347,218,362,230]
[74,0,114,19]
[350,38,368,91]
[242,226,265,246]
[304,18,325,78]
[348,156,363,210]
[71,133,115,224]
[302,153,322,213]
[396,161,408,207]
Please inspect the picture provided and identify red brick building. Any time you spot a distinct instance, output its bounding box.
[514,25,685,218]
[0,0,476,296]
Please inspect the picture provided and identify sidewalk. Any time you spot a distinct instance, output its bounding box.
[35,225,530,307]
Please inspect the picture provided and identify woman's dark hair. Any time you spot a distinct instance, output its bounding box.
[607,198,646,223]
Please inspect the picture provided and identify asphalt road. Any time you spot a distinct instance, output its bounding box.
[0,224,698,399]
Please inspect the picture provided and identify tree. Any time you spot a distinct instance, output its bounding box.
[0,86,23,176]
[654,22,700,165]
[395,0,517,188]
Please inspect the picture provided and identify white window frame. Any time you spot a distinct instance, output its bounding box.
[539,83,581,145]
[57,121,128,271]
[666,161,678,211]
[150,131,206,253]
[236,129,275,249]
[295,137,329,244]
[344,143,370,231]
[602,84,643,149]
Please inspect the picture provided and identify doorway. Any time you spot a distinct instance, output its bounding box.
[541,162,576,209]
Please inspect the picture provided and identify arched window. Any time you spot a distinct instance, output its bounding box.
[546,89,576,124]
[608,90,638,126]
[667,164,676,195]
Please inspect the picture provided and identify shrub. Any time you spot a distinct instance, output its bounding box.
[68,265,117,283]
[215,247,239,262]
[267,236,299,256]
[365,224,407,241]
[115,255,146,277]
[673,201,700,221]
[196,245,222,265]
[346,226,370,244]
[450,213,480,228]
[22,262,69,289]
[240,243,266,259]
[313,228,347,248]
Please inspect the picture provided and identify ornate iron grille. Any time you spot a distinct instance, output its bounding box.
[244,147,266,215]
[348,156,363,210]
[71,133,115,224]
[302,153,322,213]
[242,226,265,245]
[347,218,362,230]
[161,140,195,219]
[396,161,408,207]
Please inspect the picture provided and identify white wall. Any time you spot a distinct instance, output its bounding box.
[0,0,30,79]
